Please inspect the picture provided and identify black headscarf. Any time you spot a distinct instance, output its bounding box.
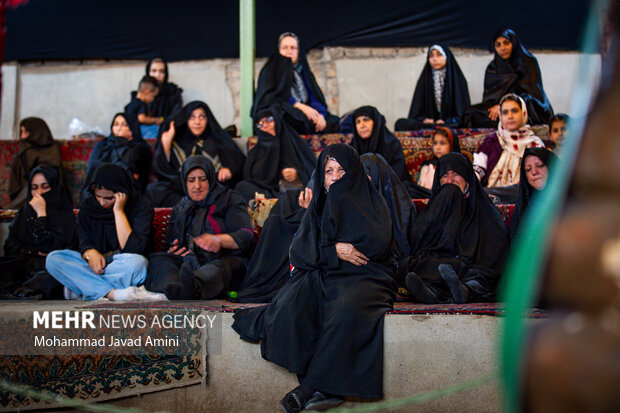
[350,106,414,189]
[81,163,138,221]
[145,58,183,118]
[251,36,329,122]
[5,166,76,256]
[408,44,471,122]
[361,153,416,262]
[483,29,553,124]
[243,108,316,192]
[165,155,254,262]
[509,147,558,240]
[290,144,394,274]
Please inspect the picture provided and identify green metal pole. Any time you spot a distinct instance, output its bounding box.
[239,0,255,138]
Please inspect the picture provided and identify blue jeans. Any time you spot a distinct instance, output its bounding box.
[46,250,147,300]
[140,124,159,138]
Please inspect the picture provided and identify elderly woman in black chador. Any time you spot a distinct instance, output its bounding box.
[462,28,553,128]
[252,32,339,134]
[146,156,254,300]
[0,166,76,299]
[395,44,470,131]
[509,147,558,241]
[396,153,509,304]
[82,113,152,198]
[148,101,246,207]
[235,108,316,202]
[232,144,397,412]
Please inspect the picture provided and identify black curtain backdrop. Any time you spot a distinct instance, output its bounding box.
[5,0,590,62]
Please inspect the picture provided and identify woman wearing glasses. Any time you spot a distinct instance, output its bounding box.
[147,101,246,207]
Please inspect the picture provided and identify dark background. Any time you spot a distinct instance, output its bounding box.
[5,0,591,61]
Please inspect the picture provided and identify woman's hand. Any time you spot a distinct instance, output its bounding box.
[314,114,327,132]
[295,102,320,121]
[487,105,500,121]
[281,168,298,182]
[113,192,127,213]
[218,167,232,182]
[83,249,106,275]
[436,119,445,124]
[335,242,368,266]
[423,118,435,124]
[168,239,191,256]
[161,121,176,155]
[298,187,313,209]
[29,194,47,217]
[193,233,222,253]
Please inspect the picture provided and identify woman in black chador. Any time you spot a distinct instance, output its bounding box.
[145,58,183,119]
[145,156,254,300]
[395,44,470,131]
[148,101,246,207]
[1,166,76,299]
[82,113,152,197]
[462,28,553,128]
[396,153,509,304]
[232,144,397,412]
[235,108,316,202]
[252,32,339,134]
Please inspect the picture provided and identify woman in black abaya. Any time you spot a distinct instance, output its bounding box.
[146,156,254,300]
[145,58,183,119]
[252,32,339,134]
[462,28,553,128]
[395,44,470,131]
[232,144,396,412]
[235,108,316,202]
[0,166,76,299]
[396,153,509,304]
[148,101,246,207]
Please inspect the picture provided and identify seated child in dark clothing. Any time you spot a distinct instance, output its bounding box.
[125,76,161,138]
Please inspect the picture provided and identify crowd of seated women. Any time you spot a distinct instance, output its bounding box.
[1,28,565,412]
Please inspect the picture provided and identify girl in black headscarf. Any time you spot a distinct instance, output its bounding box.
[82,113,153,198]
[0,166,76,299]
[145,58,183,119]
[395,44,470,131]
[145,156,254,300]
[509,147,558,241]
[235,108,316,202]
[396,153,509,304]
[8,117,64,209]
[462,29,554,128]
[252,32,339,134]
[46,163,157,301]
[232,144,396,412]
[148,101,246,207]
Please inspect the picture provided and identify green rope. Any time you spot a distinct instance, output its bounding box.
[498,2,604,412]
[0,380,170,413]
[328,371,498,412]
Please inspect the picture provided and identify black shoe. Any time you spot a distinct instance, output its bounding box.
[280,387,307,413]
[438,264,469,304]
[305,391,344,411]
[405,272,439,304]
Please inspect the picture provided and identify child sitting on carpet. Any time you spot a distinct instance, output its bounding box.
[417,126,461,190]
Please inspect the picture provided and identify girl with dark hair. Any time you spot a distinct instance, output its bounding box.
[145,58,183,119]
[0,166,76,299]
[148,101,246,207]
[233,144,396,412]
[417,126,462,190]
[46,164,160,301]
[252,32,339,134]
[473,93,545,187]
[146,156,254,300]
[395,44,470,131]
[397,153,509,304]
[462,28,554,128]
[8,117,64,209]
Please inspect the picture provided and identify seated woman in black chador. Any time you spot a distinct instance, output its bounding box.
[148,101,246,207]
[145,58,183,119]
[462,29,553,128]
[82,113,153,198]
[145,156,254,300]
[8,117,65,209]
[396,153,509,304]
[0,166,76,299]
[232,144,397,412]
[235,108,316,202]
[395,44,470,131]
[252,32,339,134]
[509,147,558,241]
